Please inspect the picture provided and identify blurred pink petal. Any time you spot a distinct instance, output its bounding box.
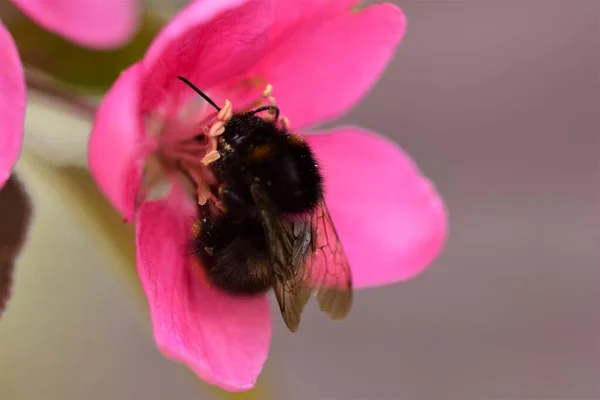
[305,127,447,288]
[88,64,143,222]
[137,197,272,391]
[10,0,138,49]
[269,0,357,38]
[0,21,26,188]
[141,0,272,113]
[231,2,406,129]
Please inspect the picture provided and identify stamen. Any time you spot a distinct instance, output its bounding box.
[262,84,273,98]
[201,150,221,165]
[183,163,226,212]
[280,116,290,130]
[242,83,276,113]
[208,120,226,137]
[268,96,277,115]
[141,94,240,213]
[183,163,211,206]
[217,99,232,122]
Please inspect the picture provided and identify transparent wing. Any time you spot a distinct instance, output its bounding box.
[271,202,353,332]
[272,276,311,332]
[306,202,353,321]
[251,184,311,332]
[251,185,353,331]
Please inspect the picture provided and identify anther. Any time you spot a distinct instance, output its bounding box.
[201,150,221,165]
[217,99,232,122]
[208,121,226,137]
[280,116,290,130]
[198,192,209,206]
[262,84,273,98]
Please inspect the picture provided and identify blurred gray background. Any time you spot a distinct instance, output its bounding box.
[1,1,598,399]
[272,1,599,398]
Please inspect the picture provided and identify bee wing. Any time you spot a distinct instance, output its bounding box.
[273,203,353,330]
[250,185,353,331]
[272,274,312,332]
[251,184,311,331]
[306,202,353,321]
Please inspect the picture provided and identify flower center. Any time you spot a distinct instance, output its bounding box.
[137,82,289,214]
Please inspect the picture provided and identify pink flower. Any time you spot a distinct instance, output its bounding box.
[88,0,447,392]
[0,0,138,184]
[0,20,26,189]
[9,0,138,49]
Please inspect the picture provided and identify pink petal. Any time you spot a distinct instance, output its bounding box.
[230,3,405,130]
[140,0,273,113]
[305,127,447,288]
[88,64,143,222]
[269,0,357,39]
[0,21,26,188]
[10,0,138,49]
[136,197,272,391]
[89,0,273,221]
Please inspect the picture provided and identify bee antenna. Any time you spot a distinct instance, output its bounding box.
[249,105,280,121]
[177,76,221,112]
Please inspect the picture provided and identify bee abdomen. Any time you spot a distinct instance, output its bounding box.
[203,242,273,295]
[194,215,273,295]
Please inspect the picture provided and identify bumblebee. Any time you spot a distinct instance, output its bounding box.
[179,76,352,332]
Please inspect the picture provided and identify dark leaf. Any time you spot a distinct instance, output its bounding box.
[0,175,32,318]
[4,4,166,94]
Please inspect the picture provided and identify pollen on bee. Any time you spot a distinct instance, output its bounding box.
[250,144,274,161]
[191,221,201,238]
